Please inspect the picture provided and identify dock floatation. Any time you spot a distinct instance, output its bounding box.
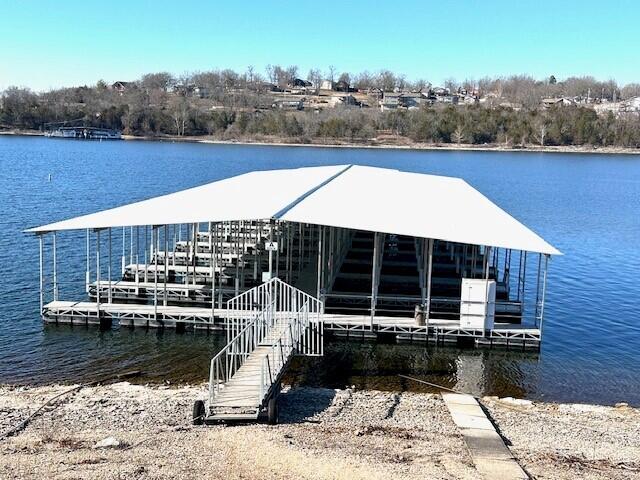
[27,164,560,350]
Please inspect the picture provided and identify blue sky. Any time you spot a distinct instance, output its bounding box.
[1,0,639,91]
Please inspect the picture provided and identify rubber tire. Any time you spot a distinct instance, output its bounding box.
[267,397,279,425]
[193,400,205,425]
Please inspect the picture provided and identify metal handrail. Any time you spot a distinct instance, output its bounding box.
[208,305,273,403]
[209,278,324,407]
[258,300,314,402]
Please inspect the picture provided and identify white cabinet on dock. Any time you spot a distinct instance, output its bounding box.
[460,279,496,330]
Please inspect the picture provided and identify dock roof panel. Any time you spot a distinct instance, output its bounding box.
[280,165,560,255]
[27,164,560,255]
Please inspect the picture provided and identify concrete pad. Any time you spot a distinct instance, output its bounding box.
[475,458,529,480]
[442,393,530,479]
[442,393,480,406]
[445,402,486,418]
[449,411,495,431]
[462,428,515,461]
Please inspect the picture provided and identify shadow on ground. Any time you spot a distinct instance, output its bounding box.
[277,387,338,424]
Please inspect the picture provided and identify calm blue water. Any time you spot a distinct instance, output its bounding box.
[1,136,639,405]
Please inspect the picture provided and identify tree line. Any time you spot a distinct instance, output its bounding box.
[1,68,640,148]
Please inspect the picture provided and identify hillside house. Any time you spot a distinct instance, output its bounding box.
[542,97,576,108]
[328,95,361,108]
[110,81,131,94]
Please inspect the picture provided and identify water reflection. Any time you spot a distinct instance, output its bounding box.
[285,338,540,399]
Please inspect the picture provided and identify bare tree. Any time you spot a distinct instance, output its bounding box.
[353,71,374,91]
[453,125,466,145]
[621,83,640,99]
[246,65,255,87]
[265,64,275,84]
[412,78,430,92]
[327,65,337,83]
[338,72,351,85]
[534,122,547,146]
[169,96,190,136]
[307,69,322,95]
[286,65,299,84]
[139,72,175,92]
[444,77,458,92]
[396,74,407,91]
[378,70,396,92]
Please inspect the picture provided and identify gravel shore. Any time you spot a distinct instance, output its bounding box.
[0,383,638,479]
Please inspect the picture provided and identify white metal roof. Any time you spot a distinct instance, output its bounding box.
[27,164,560,255]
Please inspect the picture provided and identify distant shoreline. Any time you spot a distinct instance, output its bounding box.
[3,128,640,155]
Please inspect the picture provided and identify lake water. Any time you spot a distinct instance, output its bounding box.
[1,135,639,406]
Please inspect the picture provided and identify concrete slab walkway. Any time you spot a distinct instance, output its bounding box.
[442,393,529,480]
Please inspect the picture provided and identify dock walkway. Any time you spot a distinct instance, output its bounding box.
[203,278,324,423]
[42,301,540,348]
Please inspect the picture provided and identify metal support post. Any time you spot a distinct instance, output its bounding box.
[370,232,380,329]
[539,255,549,336]
[268,220,275,280]
[108,228,112,304]
[39,234,44,315]
[192,223,198,287]
[121,226,126,276]
[209,221,215,321]
[316,225,323,299]
[153,226,158,319]
[425,238,434,321]
[86,229,90,293]
[164,225,168,307]
[52,232,58,301]
[535,253,542,321]
[96,229,101,318]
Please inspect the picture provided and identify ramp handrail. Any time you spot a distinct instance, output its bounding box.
[226,277,323,345]
[259,298,323,402]
[208,305,274,404]
[208,277,324,407]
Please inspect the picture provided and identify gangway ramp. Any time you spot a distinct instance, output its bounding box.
[194,278,323,424]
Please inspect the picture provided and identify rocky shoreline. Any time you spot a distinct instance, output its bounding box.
[3,129,640,155]
[1,383,638,479]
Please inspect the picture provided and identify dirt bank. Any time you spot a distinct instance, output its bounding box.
[1,383,638,479]
[3,129,640,155]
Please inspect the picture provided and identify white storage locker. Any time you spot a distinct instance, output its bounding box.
[460,279,496,330]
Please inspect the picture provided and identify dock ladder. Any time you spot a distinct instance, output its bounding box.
[194,277,323,424]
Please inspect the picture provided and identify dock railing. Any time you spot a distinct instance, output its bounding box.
[208,306,274,405]
[208,277,323,406]
[259,299,321,402]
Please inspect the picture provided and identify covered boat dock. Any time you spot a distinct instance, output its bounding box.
[27,164,560,350]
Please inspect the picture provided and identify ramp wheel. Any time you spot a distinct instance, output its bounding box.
[267,397,279,425]
[193,400,205,425]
